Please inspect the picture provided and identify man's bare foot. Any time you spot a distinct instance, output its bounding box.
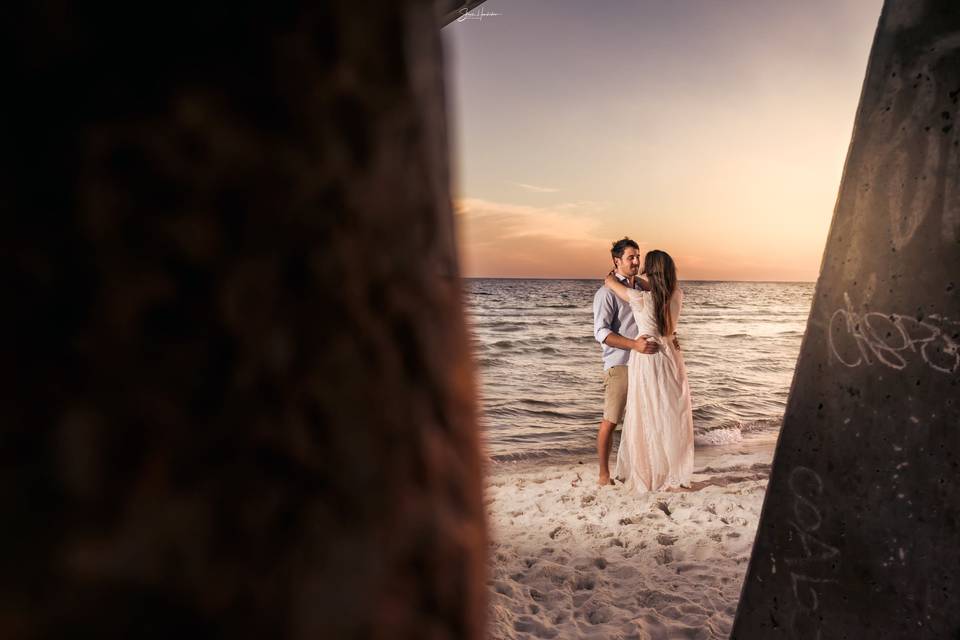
[598,474,615,486]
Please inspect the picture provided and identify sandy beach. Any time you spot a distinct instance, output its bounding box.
[484,433,776,640]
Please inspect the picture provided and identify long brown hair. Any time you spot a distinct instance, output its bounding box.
[643,250,678,336]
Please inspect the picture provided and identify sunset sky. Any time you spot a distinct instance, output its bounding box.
[441,0,884,281]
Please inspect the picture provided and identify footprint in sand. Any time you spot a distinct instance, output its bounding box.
[657,533,678,546]
[594,557,607,569]
[611,565,637,579]
[654,547,674,565]
[586,606,613,625]
[548,525,571,540]
[513,616,558,639]
[574,575,596,591]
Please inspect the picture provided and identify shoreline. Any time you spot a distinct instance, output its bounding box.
[484,433,777,639]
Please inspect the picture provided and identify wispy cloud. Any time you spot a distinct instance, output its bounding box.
[454,197,617,278]
[511,182,561,193]
[556,200,610,212]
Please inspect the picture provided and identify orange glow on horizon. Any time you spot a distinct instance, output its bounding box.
[455,197,825,282]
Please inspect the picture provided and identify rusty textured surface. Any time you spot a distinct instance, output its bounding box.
[1,2,485,638]
[733,0,960,637]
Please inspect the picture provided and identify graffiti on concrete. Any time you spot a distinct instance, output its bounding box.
[828,292,960,373]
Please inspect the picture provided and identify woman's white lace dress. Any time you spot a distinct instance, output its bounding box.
[615,287,694,492]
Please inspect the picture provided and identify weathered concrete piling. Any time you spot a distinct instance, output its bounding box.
[733,0,960,637]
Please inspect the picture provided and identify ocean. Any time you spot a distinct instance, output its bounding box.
[463,279,815,463]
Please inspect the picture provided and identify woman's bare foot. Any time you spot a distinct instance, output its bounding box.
[598,474,615,486]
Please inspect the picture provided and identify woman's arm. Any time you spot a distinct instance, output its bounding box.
[603,273,632,303]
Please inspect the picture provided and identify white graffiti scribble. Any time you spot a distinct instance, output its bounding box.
[784,466,840,638]
[828,292,960,373]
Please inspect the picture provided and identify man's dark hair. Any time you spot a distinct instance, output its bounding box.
[611,237,640,260]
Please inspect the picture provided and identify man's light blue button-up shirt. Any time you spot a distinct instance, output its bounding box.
[593,275,639,370]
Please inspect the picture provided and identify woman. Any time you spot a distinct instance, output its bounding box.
[603,250,693,492]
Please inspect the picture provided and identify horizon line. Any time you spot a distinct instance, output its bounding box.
[461,276,817,284]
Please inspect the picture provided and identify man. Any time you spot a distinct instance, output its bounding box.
[592,237,658,486]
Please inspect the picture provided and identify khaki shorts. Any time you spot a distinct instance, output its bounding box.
[602,365,628,424]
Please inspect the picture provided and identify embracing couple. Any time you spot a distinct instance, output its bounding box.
[592,238,694,493]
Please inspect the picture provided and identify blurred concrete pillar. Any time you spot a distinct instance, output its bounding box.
[0,1,485,638]
[733,0,959,637]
